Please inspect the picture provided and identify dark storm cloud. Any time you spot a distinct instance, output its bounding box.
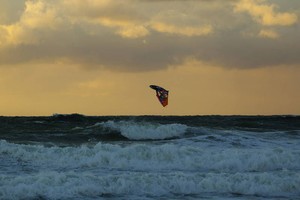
[209,31,299,68]
[0,0,299,71]
[0,29,182,71]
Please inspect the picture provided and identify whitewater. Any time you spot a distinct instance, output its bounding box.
[0,115,300,199]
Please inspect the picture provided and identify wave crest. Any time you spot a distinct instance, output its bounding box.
[97,121,188,140]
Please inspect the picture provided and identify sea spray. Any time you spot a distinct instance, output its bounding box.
[98,120,188,140]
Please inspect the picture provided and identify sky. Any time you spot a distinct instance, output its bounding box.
[0,0,299,116]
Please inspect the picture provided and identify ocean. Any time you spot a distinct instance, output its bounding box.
[0,114,300,200]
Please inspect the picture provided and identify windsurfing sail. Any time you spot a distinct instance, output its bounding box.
[149,85,169,107]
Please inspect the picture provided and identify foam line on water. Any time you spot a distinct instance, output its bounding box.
[1,171,299,199]
[1,140,300,173]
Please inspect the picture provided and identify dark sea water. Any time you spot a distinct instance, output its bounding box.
[1,114,300,200]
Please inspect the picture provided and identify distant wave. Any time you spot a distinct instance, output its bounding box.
[1,116,300,144]
[92,121,188,140]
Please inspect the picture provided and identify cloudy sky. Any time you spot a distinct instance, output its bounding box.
[0,0,299,115]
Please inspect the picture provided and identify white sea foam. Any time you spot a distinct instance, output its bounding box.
[1,140,300,199]
[1,170,300,199]
[1,140,300,173]
[97,121,188,140]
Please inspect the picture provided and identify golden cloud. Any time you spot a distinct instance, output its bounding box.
[151,22,213,36]
[0,1,63,46]
[117,25,149,38]
[258,29,279,39]
[0,0,299,71]
[235,0,298,26]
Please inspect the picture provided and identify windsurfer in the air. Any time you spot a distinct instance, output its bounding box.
[156,90,167,100]
[150,85,169,107]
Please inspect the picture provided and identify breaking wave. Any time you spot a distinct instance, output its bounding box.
[1,140,300,174]
[1,140,300,199]
[92,121,188,140]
